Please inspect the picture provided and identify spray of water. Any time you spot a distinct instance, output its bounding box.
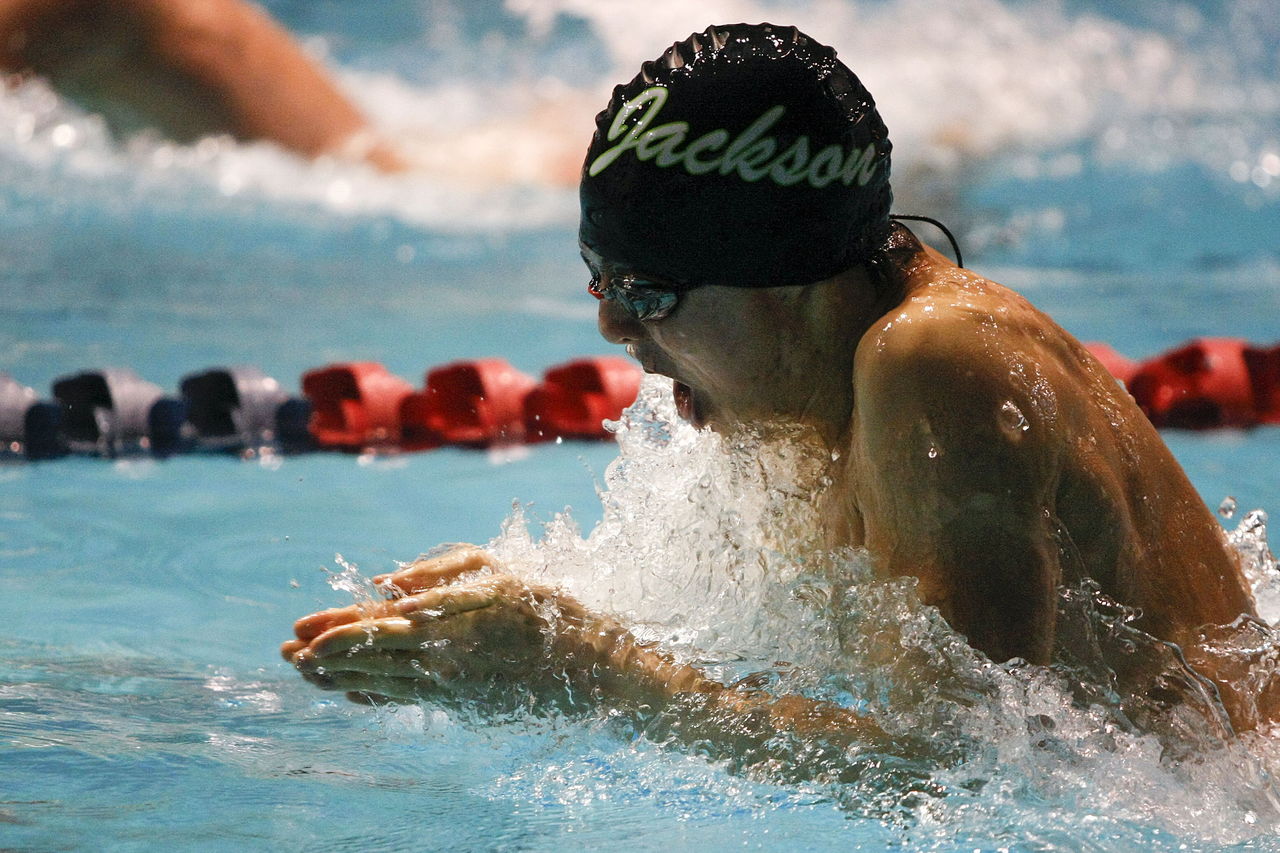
[478,376,1280,840]
[1228,503,1280,623]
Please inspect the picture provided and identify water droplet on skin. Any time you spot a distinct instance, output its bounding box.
[999,400,1030,434]
[927,445,939,459]
[1219,496,1238,520]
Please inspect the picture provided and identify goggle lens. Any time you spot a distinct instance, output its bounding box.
[588,273,680,322]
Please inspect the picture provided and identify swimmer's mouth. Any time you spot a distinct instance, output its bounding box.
[630,349,703,427]
[672,380,702,428]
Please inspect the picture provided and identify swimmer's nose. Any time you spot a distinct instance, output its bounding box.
[598,298,644,345]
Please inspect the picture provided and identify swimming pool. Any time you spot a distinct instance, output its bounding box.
[4,0,1280,849]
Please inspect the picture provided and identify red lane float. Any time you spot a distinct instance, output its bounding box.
[1087,338,1280,430]
[525,357,642,441]
[1128,339,1255,429]
[300,357,642,451]
[1244,344,1280,425]
[301,362,414,449]
[400,358,537,449]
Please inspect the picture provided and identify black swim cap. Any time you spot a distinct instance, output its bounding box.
[580,23,892,289]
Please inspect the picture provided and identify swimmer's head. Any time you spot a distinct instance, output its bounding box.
[579,23,892,290]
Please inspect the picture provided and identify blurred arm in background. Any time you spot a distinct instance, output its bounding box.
[0,0,406,169]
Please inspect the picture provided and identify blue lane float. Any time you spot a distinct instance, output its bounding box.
[0,358,643,463]
[52,368,187,457]
[180,367,314,454]
[0,372,66,460]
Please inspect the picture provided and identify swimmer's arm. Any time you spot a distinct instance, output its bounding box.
[283,547,896,758]
[0,0,402,169]
[131,0,399,164]
[551,608,895,754]
[854,319,1064,664]
[534,606,907,770]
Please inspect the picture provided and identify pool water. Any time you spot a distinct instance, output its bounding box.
[3,0,1280,849]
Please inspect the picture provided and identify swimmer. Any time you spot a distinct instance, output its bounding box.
[0,0,589,183]
[282,25,1277,746]
[0,0,403,169]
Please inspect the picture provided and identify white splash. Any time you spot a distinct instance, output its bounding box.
[491,375,838,673]
[483,375,1280,843]
[1231,507,1280,625]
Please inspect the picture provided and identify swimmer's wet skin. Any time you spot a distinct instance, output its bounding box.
[285,23,1276,771]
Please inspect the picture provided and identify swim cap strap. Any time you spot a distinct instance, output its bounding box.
[889,214,964,268]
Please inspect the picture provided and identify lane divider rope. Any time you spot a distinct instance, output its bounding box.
[2,340,1278,460]
[0,357,640,460]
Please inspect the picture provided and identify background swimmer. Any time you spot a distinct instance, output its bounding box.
[0,0,587,185]
[0,0,405,169]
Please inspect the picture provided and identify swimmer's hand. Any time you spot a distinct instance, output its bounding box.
[280,545,713,708]
[281,546,900,772]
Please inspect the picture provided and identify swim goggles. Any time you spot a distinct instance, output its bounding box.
[585,261,683,322]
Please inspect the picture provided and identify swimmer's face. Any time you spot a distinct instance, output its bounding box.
[585,243,829,431]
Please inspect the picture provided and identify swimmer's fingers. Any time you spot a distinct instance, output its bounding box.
[295,617,436,663]
[345,691,396,706]
[389,575,539,621]
[294,615,543,697]
[285,548,513,653]
[306,587,547,661]
[301,668,435,703]
[374,544,502,597]
[287,599,399,647]
[294,585,548,680]
[282,574,544,661]
[298,643,464,682]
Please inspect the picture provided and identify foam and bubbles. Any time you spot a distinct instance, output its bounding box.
[449,376,1280,842]
[493,377,839,675]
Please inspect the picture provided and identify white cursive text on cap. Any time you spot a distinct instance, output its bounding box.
[587,86,880,189]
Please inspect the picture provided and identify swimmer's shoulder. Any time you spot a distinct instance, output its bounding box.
[859,247,1103,379]
[856,265,1038,385]
[853,265,1071,455]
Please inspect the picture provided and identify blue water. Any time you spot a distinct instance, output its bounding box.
[3,0,1280,849]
